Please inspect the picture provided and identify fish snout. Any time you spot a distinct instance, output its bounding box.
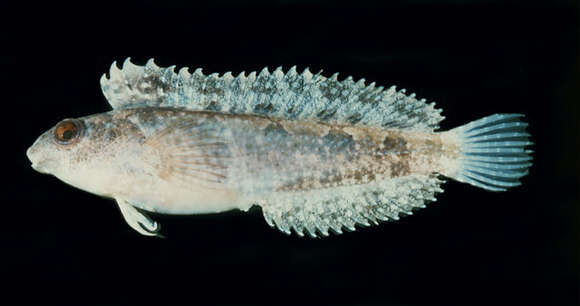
[27,140,52,174]
[27,144,41,172]
[27,142,38,163]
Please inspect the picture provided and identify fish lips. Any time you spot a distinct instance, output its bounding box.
[27,145,53,174]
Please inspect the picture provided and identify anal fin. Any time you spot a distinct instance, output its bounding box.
[260,174,444,237]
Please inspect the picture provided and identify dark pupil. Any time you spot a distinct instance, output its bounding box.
[62,129,74,140]
[56,121,78,143]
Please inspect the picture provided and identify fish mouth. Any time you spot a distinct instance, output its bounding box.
[30,161,51,174]
[27,146,52,174]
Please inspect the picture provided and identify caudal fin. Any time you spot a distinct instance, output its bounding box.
[444,114,533,191]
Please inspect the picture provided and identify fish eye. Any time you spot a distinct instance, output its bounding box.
[54,119,83,145]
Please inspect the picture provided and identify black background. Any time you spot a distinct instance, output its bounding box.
[3,1,578,305]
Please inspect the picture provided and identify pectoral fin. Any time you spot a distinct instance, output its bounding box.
[116,199,162,237]
[142,120,232,190]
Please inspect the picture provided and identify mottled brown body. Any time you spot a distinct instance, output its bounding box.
[271,124,456,192]
[76,108,458,201]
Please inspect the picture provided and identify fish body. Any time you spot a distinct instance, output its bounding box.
[27,58,533,237]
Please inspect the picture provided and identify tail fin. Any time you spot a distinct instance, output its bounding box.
[444,114,533,191]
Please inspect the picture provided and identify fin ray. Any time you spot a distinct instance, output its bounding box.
[142,120,233,189]
[116,199,162,237]
[101,58,444,131]
[260,175,444,237]
[445,114,533,191]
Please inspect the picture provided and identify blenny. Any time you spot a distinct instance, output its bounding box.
[27,58,533,237]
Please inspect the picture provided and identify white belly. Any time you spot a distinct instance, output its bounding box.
[128,179,249,214]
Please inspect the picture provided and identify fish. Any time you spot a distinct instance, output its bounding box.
[26,58,533,238]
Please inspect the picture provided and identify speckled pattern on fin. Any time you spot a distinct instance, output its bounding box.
[100,58,444,131]
[260,174,444,237]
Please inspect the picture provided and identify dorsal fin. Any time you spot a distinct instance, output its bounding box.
[100,58,444,131]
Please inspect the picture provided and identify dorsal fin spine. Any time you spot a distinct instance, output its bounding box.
[109,61,122,80]
[101,58,444,131]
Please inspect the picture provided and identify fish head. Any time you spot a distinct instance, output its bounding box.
[27,118,89,175]
[27,114,131,196]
